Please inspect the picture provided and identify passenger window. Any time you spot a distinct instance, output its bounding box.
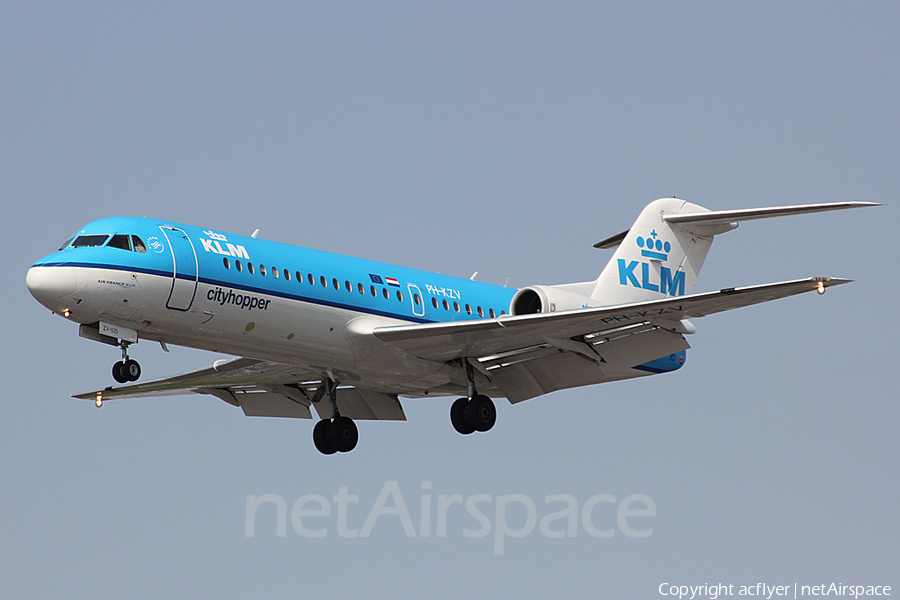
[489,308,496,318]
[320,276,327,287]
[477,306,484,317]
[345,280,351,292]
[414,293,421,306]
[332,278,339,290]
[443,299,449,311]
[453,301,460,313]
[382,288,389,299]
[296,271,302,282]
[465,304,472,315]
[308,273,314,285]
[432,297,438,309]
[107,234,132,251]
[132,236,147,252]
[248,263,255,274]
[358,283,365,295]
[272,267,279,279]
[72,235,110,247]
[260,265,267,277]
[370,285,377,297]
[285,269,291,281]
[223,257,230,269]
[236,260,243,272]
[397,290,403,302]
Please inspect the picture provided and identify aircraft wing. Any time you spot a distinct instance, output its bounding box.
[73,357,406,421]
[373,277,849,362]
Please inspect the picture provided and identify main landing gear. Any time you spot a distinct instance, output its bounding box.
[112,341,141,384]
[450,360,497,435]
[312,379,359,455]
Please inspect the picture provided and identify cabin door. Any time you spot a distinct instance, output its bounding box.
[160,226,199,311]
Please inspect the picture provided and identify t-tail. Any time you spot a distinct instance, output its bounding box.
[587,197,878,307]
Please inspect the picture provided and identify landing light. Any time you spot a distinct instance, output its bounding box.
[816,281,826,295]
[95,395,103,408]
[63,309,71,317]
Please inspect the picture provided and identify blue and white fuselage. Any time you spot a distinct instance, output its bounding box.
[27,199,872,454]
[27,216,521,396]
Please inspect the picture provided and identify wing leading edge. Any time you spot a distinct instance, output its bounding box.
[373,277,849,361]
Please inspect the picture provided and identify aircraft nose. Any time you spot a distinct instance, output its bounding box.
[26,265,78,305]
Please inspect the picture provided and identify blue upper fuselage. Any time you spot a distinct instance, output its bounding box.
[32,216,518,324]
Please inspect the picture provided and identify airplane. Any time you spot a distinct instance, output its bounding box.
[26,197,877,454]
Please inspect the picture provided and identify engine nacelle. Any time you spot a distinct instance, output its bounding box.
[510,285,595,315]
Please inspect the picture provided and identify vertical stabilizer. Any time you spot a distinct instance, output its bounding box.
[590,198,717,305]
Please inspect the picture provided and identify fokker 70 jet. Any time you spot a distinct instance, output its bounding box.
[26,198,875,454]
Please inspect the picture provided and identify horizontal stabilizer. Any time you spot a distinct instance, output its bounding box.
[593,229,629,249]
[665,201,879,226]
[594,201,879,249]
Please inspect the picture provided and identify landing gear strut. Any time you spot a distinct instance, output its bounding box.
[112,341,141,384]
[312,378,359,455]
[450,360,497,435]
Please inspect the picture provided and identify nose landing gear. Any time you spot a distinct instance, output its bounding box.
[112,341,141,383]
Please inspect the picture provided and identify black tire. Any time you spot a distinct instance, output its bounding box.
[313,419,337,455]
[112,361,128,384]
[123,359,141,382]
[450,397,475,435]
[467,395,497,432]
[328,416,358,452]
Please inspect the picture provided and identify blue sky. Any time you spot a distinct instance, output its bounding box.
[2,2,897,597]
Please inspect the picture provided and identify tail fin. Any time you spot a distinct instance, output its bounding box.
[589,198,878,305]
[590,198,715,304]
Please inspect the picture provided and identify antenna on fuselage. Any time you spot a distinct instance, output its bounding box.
[251,229,260,238]
[470,271,478,281]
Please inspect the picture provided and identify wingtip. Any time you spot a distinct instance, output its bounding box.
[817,277,853,285]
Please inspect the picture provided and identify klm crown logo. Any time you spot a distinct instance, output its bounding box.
[617,230,686,296]
[636,229,671,261]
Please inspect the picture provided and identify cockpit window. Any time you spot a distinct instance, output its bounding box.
[71,235,110,247]
[132,236,147,253]
[107,234,132,251]
[58,237,74,251]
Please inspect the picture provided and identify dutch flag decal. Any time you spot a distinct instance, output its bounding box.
[385,277,400,287]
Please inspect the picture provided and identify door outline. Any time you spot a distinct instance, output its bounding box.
[160,226,198,311]
[407,283,426,318]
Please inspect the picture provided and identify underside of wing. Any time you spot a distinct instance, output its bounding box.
[373,277,849,402]
[73,357,406,421]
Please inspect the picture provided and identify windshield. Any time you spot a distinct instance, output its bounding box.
[71,235,110,247]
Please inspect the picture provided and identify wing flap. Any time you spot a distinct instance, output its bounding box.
[486,328,690,403]
[322,388,406,421]
[234,389,313,419]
